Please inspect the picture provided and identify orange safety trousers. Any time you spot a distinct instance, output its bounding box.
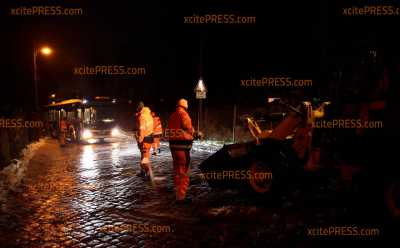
[171,150,191,200]
[139,142,152,170]
[152,136,160,151]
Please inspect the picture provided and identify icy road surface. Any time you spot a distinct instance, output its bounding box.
[0,139,382,247]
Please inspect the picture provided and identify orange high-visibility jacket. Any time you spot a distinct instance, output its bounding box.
[138,107,154,143]
[60,120,68,132]
[153,116,163,135]
[168,107,194,149]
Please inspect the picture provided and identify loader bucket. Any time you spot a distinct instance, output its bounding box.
[198,138,301,193]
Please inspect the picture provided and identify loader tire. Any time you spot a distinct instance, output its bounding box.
[385,181,400,219]
[249,159,273,194]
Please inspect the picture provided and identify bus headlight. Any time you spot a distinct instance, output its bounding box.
[82,129,93,139]
[111,127,120,137]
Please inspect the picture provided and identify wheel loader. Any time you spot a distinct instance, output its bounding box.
[198,99,330,194]
[198,98,400,222]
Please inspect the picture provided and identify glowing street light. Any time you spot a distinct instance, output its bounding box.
[40,46,53,56]
[33,45,53,110]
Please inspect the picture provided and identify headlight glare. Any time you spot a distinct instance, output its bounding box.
[82,129,93,139]
[111,128,120,136]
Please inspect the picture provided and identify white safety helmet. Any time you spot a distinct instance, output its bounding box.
[177,99,188,109]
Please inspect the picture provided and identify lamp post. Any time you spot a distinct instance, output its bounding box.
[194,78,207,133]
[33,46,53,110]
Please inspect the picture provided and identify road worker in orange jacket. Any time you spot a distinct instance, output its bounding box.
[167,99,195,202]
[151,111,163,155]
[59,117,68,146]
[136,105,154,182]
[135,102,144,128]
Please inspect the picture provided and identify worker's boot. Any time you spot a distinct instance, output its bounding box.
[137,163,147,177]
[136,169,146,177]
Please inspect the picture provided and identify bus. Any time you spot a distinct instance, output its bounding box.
[47,97,124,144]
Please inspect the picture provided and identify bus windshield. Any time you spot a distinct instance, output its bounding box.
[83,104,117,129]
[94,106,115,122]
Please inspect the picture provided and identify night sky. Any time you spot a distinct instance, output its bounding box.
[2,0,400,113]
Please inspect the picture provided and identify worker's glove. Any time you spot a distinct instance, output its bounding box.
[193,131,204,140]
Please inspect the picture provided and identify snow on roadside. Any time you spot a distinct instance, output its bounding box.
[0,138,47,212]
[191,140,227,153]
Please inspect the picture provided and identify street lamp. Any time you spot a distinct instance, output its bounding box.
[33,46,53,110]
